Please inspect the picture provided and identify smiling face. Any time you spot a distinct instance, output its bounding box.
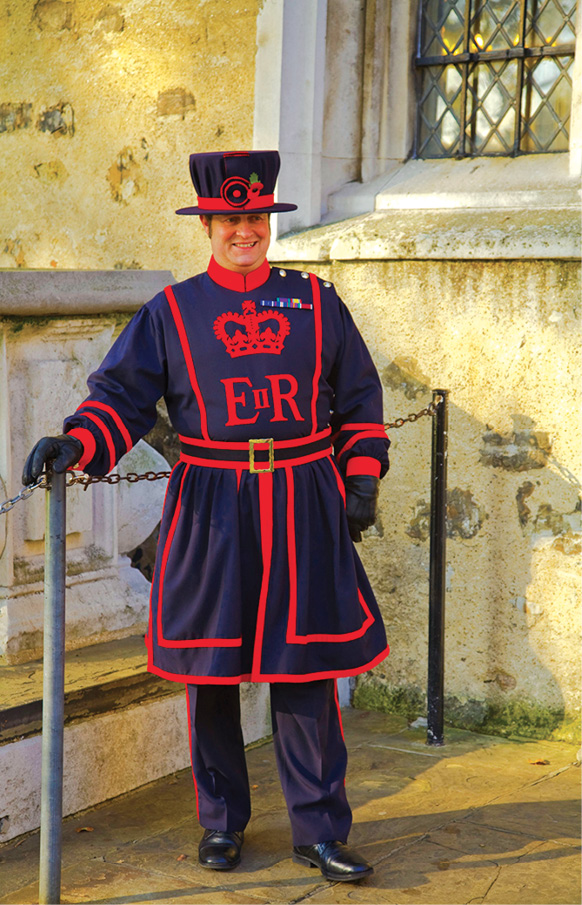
[200,213,271,274]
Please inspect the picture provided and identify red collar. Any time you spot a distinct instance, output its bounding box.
[207,256,271,291]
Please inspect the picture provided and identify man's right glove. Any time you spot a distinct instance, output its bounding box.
[22,434,83,486]
[345,474,380,543]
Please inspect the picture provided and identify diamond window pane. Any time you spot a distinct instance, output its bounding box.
[415,0,576,157]
[418,65,463,156]
[421,0,468,57]
[465,60,517,153]
[470,0,522,50]
[526,0,577,46]
[521,54,573,150]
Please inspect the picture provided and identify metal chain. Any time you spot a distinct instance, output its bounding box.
[0,476,47,515]
[385,394,443,430]
[0,396,444,513]
[66,470,173,490]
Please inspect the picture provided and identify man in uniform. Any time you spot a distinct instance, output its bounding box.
[23,150,390,882]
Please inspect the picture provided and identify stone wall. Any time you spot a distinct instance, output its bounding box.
[0,271,174,663]
[0,0,262,281]
[271,249,581,743]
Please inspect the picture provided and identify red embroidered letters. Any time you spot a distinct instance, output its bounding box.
[221,375,305,426]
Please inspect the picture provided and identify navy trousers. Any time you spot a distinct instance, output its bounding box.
[185,679,352,845]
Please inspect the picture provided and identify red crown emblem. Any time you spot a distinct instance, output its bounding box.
[213,299,290,358]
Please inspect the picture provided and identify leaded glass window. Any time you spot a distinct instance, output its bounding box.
[415,0,577,157]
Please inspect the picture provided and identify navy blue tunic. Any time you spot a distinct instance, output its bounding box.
[64,258,391,683]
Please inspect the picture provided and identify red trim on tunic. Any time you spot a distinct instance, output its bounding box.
[164,285,210,440]
[144,642,390,685]
[334,680,345,742]
[346,456,381,478]
[66,427,95,471]
[179,448,331,470]
[81,412,116,473]
[288,597,374,645]
[285,466,298,645]
[77,401,132,453]
[309,274,322,436]
[147,467,176,658]
[178,427,331,450]
[330,458,346,505]
[185,689,200,820]
[207,256,271,292]
[251,471,274,679]
[157,463,243,649]
[333,679,347,786]
[336,430,387,462]
[285,461,375,645]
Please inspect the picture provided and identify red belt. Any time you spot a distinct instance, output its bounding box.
[179,429,332,473]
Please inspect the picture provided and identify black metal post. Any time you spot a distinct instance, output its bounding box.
[39,468,66,905]
[427,390,448,746]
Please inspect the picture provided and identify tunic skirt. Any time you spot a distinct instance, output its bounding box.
[64,258,391,683]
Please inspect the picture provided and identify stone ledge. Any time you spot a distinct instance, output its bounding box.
[0,270,174,316]
[270,205,581,263]
[0,635,175,745]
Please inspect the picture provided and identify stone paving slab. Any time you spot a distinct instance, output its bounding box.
[0,709,579,905]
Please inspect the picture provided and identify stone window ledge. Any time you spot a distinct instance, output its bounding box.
[271,155,581,263]
[0,270,174,316]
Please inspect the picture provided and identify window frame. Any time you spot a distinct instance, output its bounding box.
[253,0,582,242]
[414,0,577,159]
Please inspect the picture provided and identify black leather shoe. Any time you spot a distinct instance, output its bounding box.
[198,829,244,870]
[293,840,373,882]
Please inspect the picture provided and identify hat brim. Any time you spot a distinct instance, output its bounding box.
[176,202,298,215]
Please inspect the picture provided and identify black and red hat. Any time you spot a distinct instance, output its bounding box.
[175,150,297,215]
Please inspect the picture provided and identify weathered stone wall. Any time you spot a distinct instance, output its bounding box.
[274,255,581,742]
[0,0,262,281]
[0,271,174,664]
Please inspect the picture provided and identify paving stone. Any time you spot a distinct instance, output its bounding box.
[476,839,581,905]
[466,764,581,843]
[0,710,579,905]
[0,859,269,905]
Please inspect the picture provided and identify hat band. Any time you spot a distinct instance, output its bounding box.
[197,194,275,211]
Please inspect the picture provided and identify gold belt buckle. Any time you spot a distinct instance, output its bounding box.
[249,438,274,474]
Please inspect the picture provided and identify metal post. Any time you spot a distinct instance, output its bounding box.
[39,468,66,905]
[427,390,448,746]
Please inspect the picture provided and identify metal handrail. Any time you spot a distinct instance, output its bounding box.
[38,469,66,905]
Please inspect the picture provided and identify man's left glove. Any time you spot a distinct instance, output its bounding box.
[22,434,83,486]
[345,475,380,543]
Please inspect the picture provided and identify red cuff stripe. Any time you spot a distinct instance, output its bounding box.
[346,456,381,478]
[340,422,387,432]
[336,430,387,461]
[81,412,116,473]
[66,428,95,471]
[78,401,132,453]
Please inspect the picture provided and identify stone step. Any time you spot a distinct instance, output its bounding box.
[0,635,270,842]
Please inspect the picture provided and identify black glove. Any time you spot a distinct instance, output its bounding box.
[345,474,379,543]
[22,434,83,486]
